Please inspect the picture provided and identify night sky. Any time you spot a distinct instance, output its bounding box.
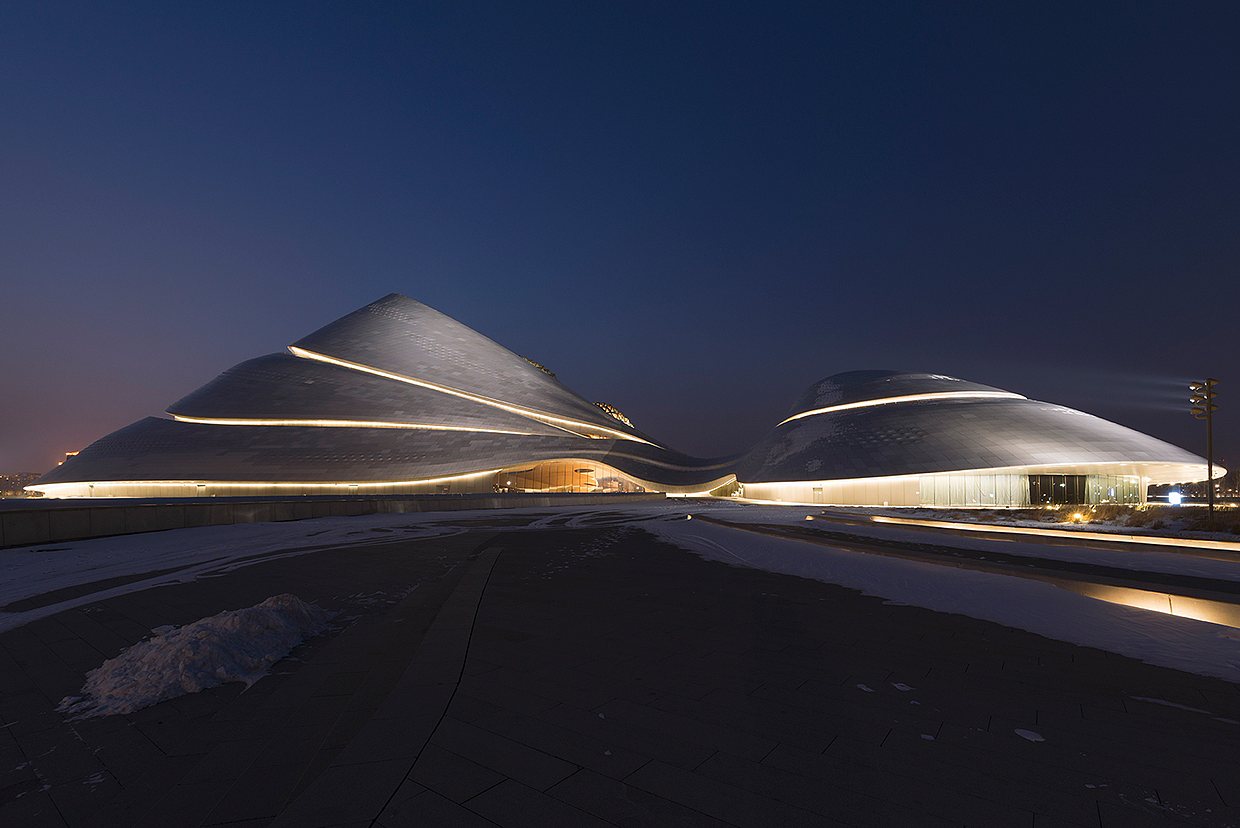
[3,2,1237,474]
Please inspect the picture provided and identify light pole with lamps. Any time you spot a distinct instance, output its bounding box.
[1189,378,1219,530]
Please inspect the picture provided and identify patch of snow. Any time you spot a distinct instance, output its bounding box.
[57,594,331,719]
[1015,729,1045,742]
[920,734,935,740]
[891,683,914,691]
[855,684,874,692]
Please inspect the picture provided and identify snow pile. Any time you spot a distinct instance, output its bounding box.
[57,594,331,719]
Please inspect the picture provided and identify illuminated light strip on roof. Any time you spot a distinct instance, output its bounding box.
[776,391,1026,427]
[171,414,537,436]
[288,346,657,446]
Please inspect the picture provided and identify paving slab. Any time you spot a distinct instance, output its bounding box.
[377,788,497,827]
[463,778,614,828]
[408,743,507,803]
[547,767,735,828]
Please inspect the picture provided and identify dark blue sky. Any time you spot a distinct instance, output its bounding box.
[3,1,1237,472]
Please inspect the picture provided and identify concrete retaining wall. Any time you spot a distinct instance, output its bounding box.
[0,493,665,549]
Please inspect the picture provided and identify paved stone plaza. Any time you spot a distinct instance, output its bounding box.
[2,511,1238,827]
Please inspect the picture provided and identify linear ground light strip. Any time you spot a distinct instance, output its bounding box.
[777,391,1026,426]
[1056,581,1240,629]
[171,414,537,436]
[288,346,657,446]
[868,514,1240,553]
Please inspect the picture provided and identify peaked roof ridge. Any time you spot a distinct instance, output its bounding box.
[290,294,647,438]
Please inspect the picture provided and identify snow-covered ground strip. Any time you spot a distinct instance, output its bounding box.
[863,512,1240,550]
[807,517,1240,582]
[684,502,1240,582]
[649,519,1240,682]
[0,513,468,633]
[57,593,331,719]
[0,504,677,633]
[816,504,1240,544]
[16,513,483,596]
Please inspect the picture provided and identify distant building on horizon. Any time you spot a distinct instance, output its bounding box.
[29,294,1217,506]
[2,472,43,497]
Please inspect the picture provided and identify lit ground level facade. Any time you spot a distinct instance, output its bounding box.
[33,459,738,500]
[742,467,1150,508]
[31,463,1152,507]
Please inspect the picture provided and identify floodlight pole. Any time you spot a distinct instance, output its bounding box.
[1190,378,1219,531]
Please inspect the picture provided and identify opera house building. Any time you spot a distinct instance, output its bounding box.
[30,294,1213,507]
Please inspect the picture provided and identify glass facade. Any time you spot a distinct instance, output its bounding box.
[918,473,1142,506]
[918,474,1031,507]
[1085,474,1142,504]
[1028,474,1086,505]
[1028,474,1141,505]
[493,460,645,493]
